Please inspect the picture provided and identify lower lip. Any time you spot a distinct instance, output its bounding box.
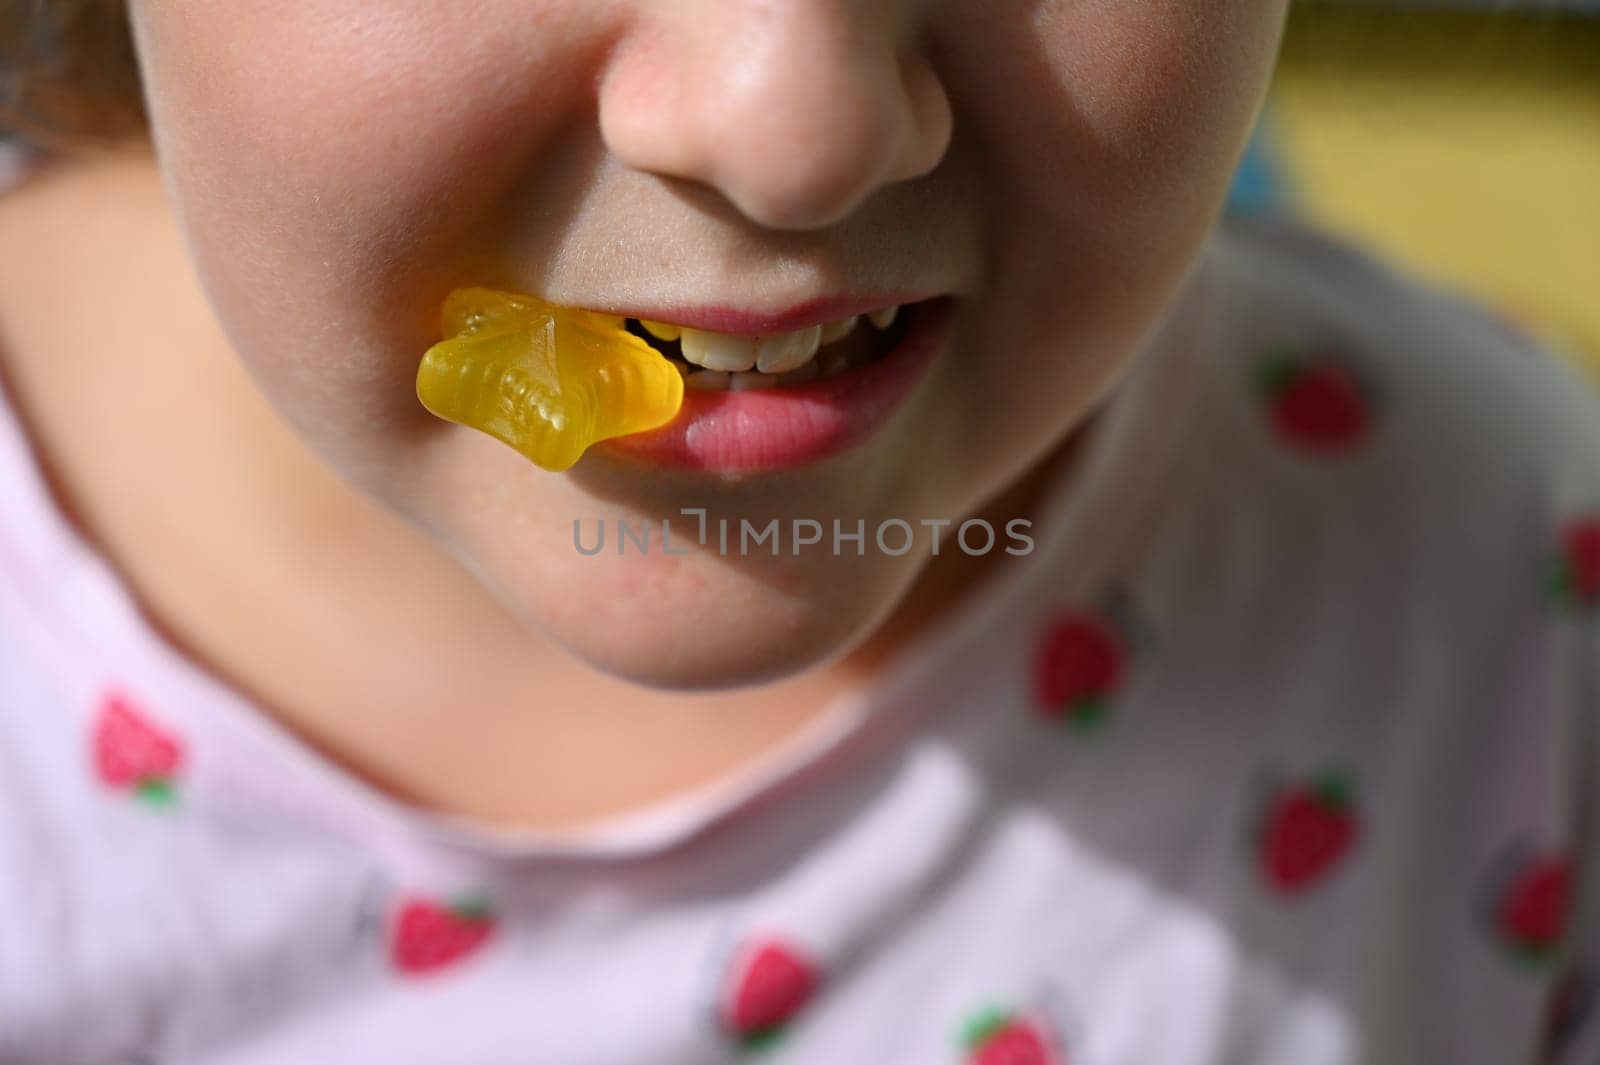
[599,299,952,473]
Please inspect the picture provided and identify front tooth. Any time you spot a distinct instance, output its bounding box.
[755,325,823,373]
[820,316,858,344]
[867,306,899,329]
[680,328,758,372]
[641,319,683,342]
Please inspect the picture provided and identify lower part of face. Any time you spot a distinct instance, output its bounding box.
[127,0,1287,688]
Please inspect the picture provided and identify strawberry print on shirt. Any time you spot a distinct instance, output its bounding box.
[1254,345,1373,453]
[1253,772,1362,897]
[91,687,185,805]
[957,1005,1064,1065]
[1482,849,1573,965]
[388,894,497,977]
[1031,609,1128,729]
[715,935,820,1051]
[955,981,1081,1065]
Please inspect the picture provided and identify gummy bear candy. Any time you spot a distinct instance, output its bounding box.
[415,288,684,472]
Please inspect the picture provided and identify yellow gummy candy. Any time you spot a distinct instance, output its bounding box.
[415,288,684,472]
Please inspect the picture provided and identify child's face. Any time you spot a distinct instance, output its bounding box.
[125,1,1286,688]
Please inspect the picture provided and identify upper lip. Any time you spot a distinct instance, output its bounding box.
[599,293,939,336]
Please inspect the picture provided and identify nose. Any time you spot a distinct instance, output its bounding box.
[598,1,952,231]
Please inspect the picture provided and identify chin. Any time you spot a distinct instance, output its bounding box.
[566,629,840,691]
[548,606,865,691]
[531,554,911,692]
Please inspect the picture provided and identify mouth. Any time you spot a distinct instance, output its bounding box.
[599,296,951,473]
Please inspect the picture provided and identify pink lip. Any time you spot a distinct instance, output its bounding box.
[599,298,952,473]
[607,294,936,336]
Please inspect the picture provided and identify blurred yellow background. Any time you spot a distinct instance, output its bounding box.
[1245,5,1600,379]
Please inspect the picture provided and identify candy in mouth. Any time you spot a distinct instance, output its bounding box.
[414,287,684,472]
[415,288,919,472]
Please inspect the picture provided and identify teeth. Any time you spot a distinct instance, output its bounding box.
[754,325,823,374]
[641,319,682,342]
[681,338,863,393]
[730,371,779,391]
[680,329,758,372]
[820,316,858,344]
[685,370,732,391]
[646,303,907,383]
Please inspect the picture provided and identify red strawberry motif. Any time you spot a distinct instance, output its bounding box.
[1257,775,1361,896]
[1256,352,1370,452]
[961,1006,1062,1065]
[92,689,184,804]
[1032,612,1125,726]
[1551,518,1600,606]
[720,937,819,1047]
[389,895,496,976]
[1495,854,1572,959]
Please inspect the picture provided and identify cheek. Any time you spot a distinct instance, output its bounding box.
[925,0,1283,476]
[941,0,1282,238]
[140,3,520,241]
[129,3,609,442]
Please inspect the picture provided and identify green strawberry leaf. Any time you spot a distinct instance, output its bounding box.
[1547,561,1575,607]
[450,896,495,922]
[1506,937,1560,968]
[960,1004,1012,1049]
[1313,774,1351,811]
[1069,698,1108,729]
[135,777,177,806]
[738,1026,787,1053]
[1254,352,1301,398]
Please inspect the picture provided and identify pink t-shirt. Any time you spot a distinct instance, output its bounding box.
[1,142,1598,1064]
